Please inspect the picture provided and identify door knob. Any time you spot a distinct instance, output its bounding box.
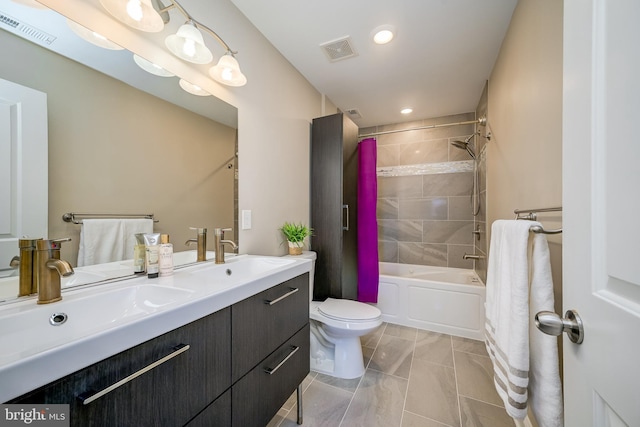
[535,309,584,344]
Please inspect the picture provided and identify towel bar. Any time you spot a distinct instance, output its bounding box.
[62,213,158,224]
[514,207,563,234]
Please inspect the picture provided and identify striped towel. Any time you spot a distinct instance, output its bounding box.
[484,220,563,426]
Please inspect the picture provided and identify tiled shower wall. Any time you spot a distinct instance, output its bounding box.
[360,112,478,269]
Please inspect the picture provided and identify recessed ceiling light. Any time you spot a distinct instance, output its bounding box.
[372,25,395,45]
[401,108,413,114]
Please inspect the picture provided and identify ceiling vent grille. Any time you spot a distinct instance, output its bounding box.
[345,108,362,119]
[320,37,357,62]
[0,11,56,45]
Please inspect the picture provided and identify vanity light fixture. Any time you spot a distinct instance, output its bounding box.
[99,0,247,87]
[99,0,164,33]
[209,52,247,87]
[165,21,213,64]
[66,19,124,51]
[178,79,211,96]
[372,25,395,45]
[133,54,174,77]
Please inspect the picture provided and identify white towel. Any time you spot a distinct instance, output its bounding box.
[77,218,153,267]
[484,220,563,426]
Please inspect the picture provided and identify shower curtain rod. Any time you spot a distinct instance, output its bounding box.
[357,116,486,139]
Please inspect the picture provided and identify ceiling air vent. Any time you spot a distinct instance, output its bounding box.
[345,109,362,119]
[0,11,56,45]
[320,36,358,62]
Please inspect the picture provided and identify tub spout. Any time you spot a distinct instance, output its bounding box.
[463,253,485,260]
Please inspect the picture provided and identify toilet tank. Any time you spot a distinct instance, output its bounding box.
[284,251,316,302]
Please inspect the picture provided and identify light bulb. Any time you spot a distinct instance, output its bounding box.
[126,0,143,21]
[221,68,233,81]
[182,39,196,57]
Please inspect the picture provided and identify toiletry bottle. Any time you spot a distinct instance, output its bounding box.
[133,233,146,274]
[159,234,174,277]
[144,233,160,279]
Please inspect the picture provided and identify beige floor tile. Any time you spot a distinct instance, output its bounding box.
[282,372,318,410]
[459,397,515,427]
[280,381,353,427]
[452,336,488,356]
[414,330,454,367]
[341,369,408,426]
[369,335,414,378]
[384,323,418,341]
[453,351,503,407]
[314,371,362,393]
[402,411,453,426]
[362,323,387,347]
[405,359,460,427]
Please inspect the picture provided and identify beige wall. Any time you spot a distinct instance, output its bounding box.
[487,0,563,310]
[0,31,236,266]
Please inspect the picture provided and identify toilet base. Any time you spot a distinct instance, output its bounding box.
[309,321,366,379]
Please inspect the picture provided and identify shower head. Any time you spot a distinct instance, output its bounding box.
[450,134,476,159]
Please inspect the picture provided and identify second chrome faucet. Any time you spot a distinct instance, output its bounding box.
[214,228,238,264]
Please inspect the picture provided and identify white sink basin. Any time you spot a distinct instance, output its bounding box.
[183,256,296,288]
[0,284,194,365]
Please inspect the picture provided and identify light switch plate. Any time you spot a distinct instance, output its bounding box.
[241,210,252,230]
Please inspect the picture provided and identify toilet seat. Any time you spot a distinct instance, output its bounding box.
[318,298,381,322]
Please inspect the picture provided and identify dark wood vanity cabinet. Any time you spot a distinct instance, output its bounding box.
[10,308,232,427]
[231,274,310,426]
[9,273,310,427]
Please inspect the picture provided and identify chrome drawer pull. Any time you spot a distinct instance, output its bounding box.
[78,344,190,405]
[265,287,299,306]
[263,346,299,375]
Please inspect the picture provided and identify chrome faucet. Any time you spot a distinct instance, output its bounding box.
[35,238,74,304]
[16,238,43,297]
[214,228,238,264]
[185,227,207,262]
[463,253,485,261]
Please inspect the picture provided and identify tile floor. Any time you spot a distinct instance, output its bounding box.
[269,323,515,427]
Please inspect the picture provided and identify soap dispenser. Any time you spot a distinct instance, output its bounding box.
[159,234,174,277]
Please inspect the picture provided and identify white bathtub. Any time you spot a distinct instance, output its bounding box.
[374,263,486,340]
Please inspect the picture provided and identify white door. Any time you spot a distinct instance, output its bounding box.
[0,79,48,279]
[562,0,640,425]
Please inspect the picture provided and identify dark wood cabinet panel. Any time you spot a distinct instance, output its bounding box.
[10,308,231,427]
[185,389,231,427]
[231,273,309,383]
[232,324,310,427]
[311,112,359,300]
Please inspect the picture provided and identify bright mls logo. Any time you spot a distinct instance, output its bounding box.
[0,405,69,427]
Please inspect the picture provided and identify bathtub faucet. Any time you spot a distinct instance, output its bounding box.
[463,253,485,261]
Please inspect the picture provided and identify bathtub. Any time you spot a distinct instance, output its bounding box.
[374,263,486,340]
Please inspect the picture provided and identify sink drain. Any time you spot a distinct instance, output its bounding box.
[49,312,68,326]
[226,269,232,276]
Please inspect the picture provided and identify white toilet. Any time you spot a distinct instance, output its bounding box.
[287,251,382,379]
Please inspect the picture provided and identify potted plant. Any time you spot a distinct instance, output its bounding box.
[280,222,313,255]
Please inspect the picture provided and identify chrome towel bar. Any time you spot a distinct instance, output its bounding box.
[62,212,158,224]
[514,207,562,234]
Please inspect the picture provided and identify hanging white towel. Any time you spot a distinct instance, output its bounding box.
[484,220,563,427]
[77,218,153,267]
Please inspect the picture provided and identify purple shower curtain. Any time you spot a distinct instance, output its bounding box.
[357,138,379,303]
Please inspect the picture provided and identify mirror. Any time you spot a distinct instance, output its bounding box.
[0,1,238,302]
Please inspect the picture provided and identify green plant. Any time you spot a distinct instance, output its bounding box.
[279,222,313,244]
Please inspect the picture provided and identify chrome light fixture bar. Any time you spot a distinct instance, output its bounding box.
[99,0,247,87]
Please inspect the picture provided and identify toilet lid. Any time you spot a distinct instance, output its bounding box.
[318,298,381,321]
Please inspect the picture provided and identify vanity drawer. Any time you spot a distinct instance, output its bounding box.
[231,273,309,382]
[232,323,310,426]
[10,308,232,427]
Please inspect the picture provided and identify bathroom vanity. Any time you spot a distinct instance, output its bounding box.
[1,256,311,426]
